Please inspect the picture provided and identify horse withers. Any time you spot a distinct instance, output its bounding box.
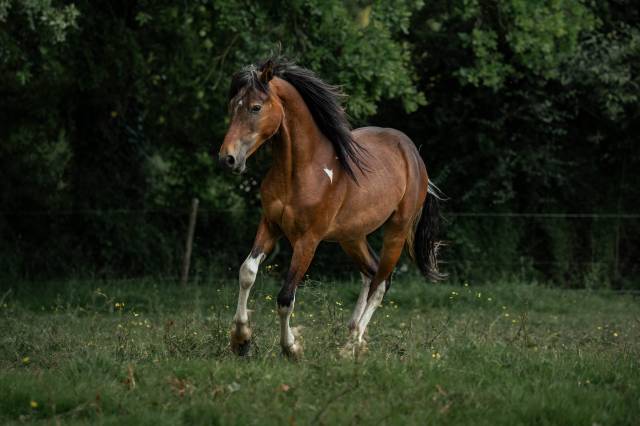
[218,57,444,359]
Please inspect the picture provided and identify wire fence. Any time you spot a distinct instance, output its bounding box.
[1,207,638,285]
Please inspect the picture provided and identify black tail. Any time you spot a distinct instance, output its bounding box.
[407,182,446,282]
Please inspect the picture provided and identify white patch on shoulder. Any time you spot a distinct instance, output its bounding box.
[323,167,333,183]
[238,100,243,106]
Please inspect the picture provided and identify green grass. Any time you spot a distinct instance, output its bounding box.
[1,275,639,425]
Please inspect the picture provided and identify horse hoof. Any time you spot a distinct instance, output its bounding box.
[232,339,251,356]
[356,340,368,357]
[282,343,303,360]
[339,339,368,359]
[291,326,304,338]
[230,325,252,356]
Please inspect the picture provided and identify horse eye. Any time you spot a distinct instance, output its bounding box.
[250,104,262,113]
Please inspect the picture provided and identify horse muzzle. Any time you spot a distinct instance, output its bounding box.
[218,153,246,174]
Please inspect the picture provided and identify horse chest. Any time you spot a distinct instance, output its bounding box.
[262,193,330,238]
[261,167,341,238]
[263,200,307,233]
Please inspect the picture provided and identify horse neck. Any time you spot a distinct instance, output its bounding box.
[269,80,333,184]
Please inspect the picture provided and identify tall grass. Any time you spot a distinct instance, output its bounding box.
[1,276,638,424]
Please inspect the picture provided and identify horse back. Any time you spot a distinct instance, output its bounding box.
[327,127,428,239]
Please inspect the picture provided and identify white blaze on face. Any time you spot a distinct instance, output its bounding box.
[323,167,333,183]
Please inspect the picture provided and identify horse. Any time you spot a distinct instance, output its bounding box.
[218,57,444,358]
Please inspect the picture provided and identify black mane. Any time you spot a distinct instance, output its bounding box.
[228,57,368,182]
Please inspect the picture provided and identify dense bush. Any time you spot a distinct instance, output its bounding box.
[0,0,638,287]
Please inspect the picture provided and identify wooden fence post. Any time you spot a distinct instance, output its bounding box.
[180,198,199,286]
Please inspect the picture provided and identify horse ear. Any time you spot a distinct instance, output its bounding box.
[260,59,274,84]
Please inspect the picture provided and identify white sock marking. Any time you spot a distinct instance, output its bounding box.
[349,273,370,331]
[234,252,264,324]
[356,281,386,342]
[278,297,296,348]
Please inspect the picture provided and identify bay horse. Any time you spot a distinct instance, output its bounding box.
[218,57,444,358]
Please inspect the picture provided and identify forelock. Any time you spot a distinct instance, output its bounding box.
[228,65,269,101]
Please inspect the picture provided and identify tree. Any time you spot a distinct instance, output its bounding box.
[372,0,639,286]
[0,0,426,277]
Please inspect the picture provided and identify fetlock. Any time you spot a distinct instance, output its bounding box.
[230,323,252,356]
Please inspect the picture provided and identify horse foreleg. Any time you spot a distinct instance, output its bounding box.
[277,236,319,360]
[231,217,280,356]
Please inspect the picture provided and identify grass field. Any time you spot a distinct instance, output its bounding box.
[1,275,639,425]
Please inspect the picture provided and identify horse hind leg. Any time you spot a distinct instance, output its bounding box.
[355,223,409,345]
[351,273,371,333]
[339,238,380,357]
[339,239,379,332]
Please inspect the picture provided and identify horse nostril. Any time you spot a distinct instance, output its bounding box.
[219,154,236,170]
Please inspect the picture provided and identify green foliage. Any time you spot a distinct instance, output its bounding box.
[505,0,597,77]
[562,22,640,120]
[0,0,79,86]
[452,0,598,89]
[395,0,639,286]
[0,0,427,278]
[0,0,638,285]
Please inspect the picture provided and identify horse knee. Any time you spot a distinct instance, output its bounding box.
[239,255,261,289]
